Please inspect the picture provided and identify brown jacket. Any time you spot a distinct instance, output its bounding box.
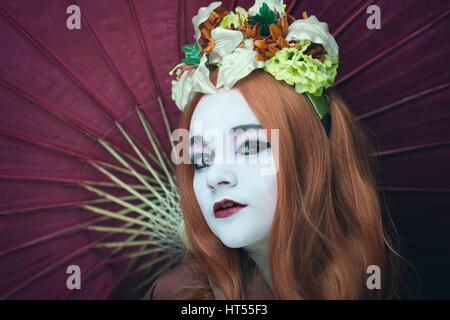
[144,262,274,300]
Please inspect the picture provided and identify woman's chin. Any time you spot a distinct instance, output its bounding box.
[218,234,253,249]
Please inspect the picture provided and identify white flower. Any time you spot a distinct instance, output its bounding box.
[171,55,217,111]
[171,70,195,112]
[208,27,244,64]
[248,0,284,16]
[191,54,217,95]
[192,1,222,42]
[217,39,265,90]
[285,15,339,57]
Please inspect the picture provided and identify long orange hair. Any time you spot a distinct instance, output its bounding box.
[175,69,402,299]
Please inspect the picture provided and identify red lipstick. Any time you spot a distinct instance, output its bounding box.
[213,199,247,219]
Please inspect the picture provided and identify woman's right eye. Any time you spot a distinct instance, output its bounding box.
[192,153,213,170]
[235,139,271,156]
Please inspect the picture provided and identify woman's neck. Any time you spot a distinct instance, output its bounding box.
[244,238,273,291]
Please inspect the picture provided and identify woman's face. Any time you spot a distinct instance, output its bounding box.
[189,88,277,248]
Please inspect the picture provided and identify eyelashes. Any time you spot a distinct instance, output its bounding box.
[191,139,271,171]
[192,151,214,171]
[235,139,271,156]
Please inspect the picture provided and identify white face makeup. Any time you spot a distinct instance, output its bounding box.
[189,88,277,249]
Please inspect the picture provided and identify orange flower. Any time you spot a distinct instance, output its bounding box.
[253,18,294,61]
[198,6,228,53]
[304,43,327,62]
[251,12,295,62]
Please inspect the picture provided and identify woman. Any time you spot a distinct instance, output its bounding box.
[146,1,402,299]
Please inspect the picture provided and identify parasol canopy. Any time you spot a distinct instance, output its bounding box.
[0,0,449,299]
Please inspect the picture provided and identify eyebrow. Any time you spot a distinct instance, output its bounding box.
[190,123,262,146]
[231,124,262,131]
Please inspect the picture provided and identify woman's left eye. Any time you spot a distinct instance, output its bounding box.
[236,139,270,156]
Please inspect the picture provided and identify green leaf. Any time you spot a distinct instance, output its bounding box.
[181,42,201,65]
[305,93,330,119]
[248,3,277,37]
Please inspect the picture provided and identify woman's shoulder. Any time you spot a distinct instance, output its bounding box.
[143,262,199,300]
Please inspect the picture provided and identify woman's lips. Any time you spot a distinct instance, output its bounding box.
[213,198,247,219]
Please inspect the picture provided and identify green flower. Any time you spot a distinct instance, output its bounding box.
[219,6,248,29]
[181,42,201,65]
[235,7,249,24]
[264,40,339,96]
[248,3,277,37]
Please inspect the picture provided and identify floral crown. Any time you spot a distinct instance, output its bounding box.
[170,0,339,120]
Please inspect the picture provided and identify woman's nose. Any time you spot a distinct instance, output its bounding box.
[206,166,237,191]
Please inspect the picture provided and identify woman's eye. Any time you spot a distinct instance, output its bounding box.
[192,153,214,170]
[236,139,270,156]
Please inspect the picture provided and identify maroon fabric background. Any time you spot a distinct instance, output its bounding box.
[0,0,449,299]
